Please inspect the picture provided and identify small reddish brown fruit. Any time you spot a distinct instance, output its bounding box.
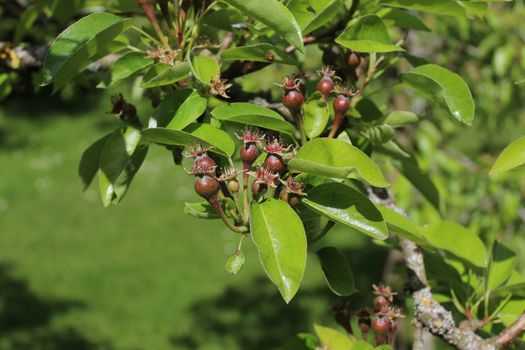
[194,175,219,200]
[265,154,285,174]
[373,295,390,312]
[194,155,216,170]
[251,181,267,200]
[333,95,350,114]
[347,52,361,67]
[240,143,259,164]
[282,90,304,111]
[317,78,334,101]
[372,317,390,335]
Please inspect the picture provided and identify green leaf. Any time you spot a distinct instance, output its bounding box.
[379,0,466,17]
[220,44,298,65]
[142,125,235,157]
[202,8,244,31]
[42,13,132,89]
[352,98,384,123]
[314,324,354,350]
[226,251,245,275]
[335,15,404,53]
[498,299,525,329]
[141,62,190,88]
[377,8,430,32]
[422,221,487,268]
[377,205,428,246]
[166,91,207,130]
[190,55,220,86]
[184,124,235,157]
[184,202,220,219]
[250,199,307,303]
[351,341,374,350]
[489,136,525,176]
[78,133,111,191]
[384,110,420,127]
[211,102,296,137]
[100,51,153,87]
[287,0,343,34]
[361,125,395,145]
[303,98,330,139]
[99,127,147,207]
[401,64,474,125]
[304,183,388,240]
[486,241,516,291]
[288,138,389,188]
[149,89,194,127]
[222,0,304,52]
[317,247,357,296]
[394,156,442,213]
[493,271,525,297]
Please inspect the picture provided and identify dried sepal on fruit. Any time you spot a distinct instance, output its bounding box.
[210,74,232,98]
[249,166,279,188]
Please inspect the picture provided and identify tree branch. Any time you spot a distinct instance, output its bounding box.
[491,312,525,347]
[367,187,525,350]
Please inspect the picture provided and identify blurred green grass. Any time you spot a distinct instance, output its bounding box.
[0,93,386,350]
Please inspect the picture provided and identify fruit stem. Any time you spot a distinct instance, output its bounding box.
[267,186,276,199]
[293,111,307,145]
[328,112,343,138]
[209,195,248,233]
[242,173,250,224]
[375,335,384,346]
[387,333,393,345]
[137,0,170,48]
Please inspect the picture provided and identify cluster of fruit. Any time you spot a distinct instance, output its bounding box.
[356,284,404,346]
[186,66,363,232]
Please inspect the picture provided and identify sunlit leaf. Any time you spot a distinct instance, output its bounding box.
[303,98,330,139]
[287,0,343,34]
[303,183,388,239]
[377,205,428,246]
[422,221,487,268]
[335,15,404,53]
[250,199,307,303]
[190,55,220,86]
[211,102,296,137]
[100,51,153,87]
[288,138,389,187]
[401,64,474,125]
[141,125,234,157]
[489,136,525,176]
[42,13,132,90]
[377,8,430,32]
[379,0,466,17]
[314,324,354,350]
[141,63,190,88]
[222,0,304,51]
